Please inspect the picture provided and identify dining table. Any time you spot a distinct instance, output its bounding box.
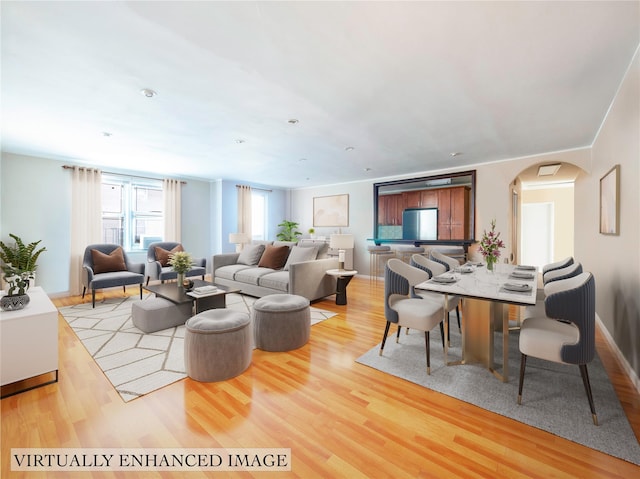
[415,262,539,382]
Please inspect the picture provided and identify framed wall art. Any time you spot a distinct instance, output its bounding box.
[599,164,620,235]
[313,194,349,227]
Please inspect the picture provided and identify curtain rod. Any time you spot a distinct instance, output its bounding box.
[62,165,186,184]
[236,184,272,192]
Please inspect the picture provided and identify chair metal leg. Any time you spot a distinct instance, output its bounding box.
[579,364,598,426]
[396,326,402,343]
[123,285,126,294]
[439,322,445,348]
[425,331,431,375]
[379,321,392,355]
[82,286,86,299]
[139,284,143,300]
[517,353,527,404]
[92,289,96,308]
[146,276,150,286]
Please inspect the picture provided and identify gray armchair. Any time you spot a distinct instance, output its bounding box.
[82,244,145,308]
[145,241,206,285]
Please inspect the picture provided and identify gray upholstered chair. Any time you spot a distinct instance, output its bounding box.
[518,272,598,425]
[145,241,206,285]
[542,256,573,275]
[410,254,461,339]
[382,259,444,374]
[82,243,145,308]
[543,262,583,285]
[429,250,461,271]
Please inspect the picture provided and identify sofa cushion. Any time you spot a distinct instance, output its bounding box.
[258,271,290,293]
[237,244,265,265]
[154,244,183,266]
[235,267,277,285]
[91,247,127,274]
[283,245,318,271]
[215,264,252,280]
[258,244,290,269]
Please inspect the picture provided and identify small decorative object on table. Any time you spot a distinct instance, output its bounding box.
[0,234,46,311]
[168,251,193,288]
[479,219,505,272]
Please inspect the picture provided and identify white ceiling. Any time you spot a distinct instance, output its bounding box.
[1,1,639,188]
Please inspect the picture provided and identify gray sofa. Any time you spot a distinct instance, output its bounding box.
[213,241,338,302]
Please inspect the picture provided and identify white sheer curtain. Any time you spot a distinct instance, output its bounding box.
[163,179,182,242]
[237,185,252,241]
[70,167,102,295]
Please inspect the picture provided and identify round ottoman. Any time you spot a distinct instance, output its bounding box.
[184,309,252,382]
[252,294,311,352]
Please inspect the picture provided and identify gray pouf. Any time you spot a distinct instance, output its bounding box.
[252,294,311,352]
[132,297,192,333]
[184,309,252,382]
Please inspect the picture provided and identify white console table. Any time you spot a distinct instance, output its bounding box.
[1,287,58,397]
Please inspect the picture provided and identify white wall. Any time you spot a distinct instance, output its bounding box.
[576,47,640,380]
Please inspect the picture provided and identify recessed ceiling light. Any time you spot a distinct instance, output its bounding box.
[345,146,355,151]
[364,167,372,172]
[288,119,299,124]
[450,152,462,157]
[102,131,112,137]
[140,88,157,98]
[298,158,307,162]
[538,164,562,176]
[235,139,246,144]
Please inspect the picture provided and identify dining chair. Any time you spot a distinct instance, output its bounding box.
[517,272,598,425]
[410,254,462,336]
[524,262,583,320]
[382,259,444,374]
[429,250,461,272]
[542,256,574,275]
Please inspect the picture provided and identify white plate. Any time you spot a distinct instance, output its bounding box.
[511,271,534,279]
[431,276,456,284]
[516,265,536,271]
[503,282,532,292]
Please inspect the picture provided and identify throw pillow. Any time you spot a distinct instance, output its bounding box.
[154,244,184,267]
[91,247,127,274]
[258,244,290,270]
[237,244,266,266]
[283,245,319,271]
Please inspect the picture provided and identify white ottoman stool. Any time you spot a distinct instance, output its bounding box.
[132,297,192,333]
[252,294,311,352]
[184,309,252,382]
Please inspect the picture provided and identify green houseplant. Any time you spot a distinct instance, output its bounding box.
[277,220,302,242]
[168,251,193,288]
[0,234,47,310]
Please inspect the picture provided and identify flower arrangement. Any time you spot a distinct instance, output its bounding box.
[168,251,193,275]
[479,219,505,271]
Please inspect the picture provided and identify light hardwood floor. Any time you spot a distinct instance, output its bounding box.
[2,277,639,478]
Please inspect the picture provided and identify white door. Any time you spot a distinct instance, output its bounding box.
[520,202,554,270]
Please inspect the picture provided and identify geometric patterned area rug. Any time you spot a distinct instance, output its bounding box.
[356,323,640,465]
[59,293,336,402]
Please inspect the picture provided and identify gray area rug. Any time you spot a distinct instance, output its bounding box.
[356,320,640,465]
[60,293,335,402]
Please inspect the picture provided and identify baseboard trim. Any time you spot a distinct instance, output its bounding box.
[596,314,640,394]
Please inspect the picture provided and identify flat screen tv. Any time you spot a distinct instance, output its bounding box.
[402,208,438,240]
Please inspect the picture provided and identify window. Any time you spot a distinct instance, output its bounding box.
[101,175,163,250]
[251,190,268,241]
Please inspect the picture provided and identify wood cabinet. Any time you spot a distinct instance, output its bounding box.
[437,186,470,240]
[378,194,403,226]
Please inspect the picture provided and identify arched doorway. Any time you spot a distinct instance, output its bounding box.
[511,162,584,269]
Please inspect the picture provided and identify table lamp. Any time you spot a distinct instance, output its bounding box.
[329,234,354,271]
[229,233,249,253]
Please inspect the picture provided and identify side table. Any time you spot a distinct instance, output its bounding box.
[326,269,358,305]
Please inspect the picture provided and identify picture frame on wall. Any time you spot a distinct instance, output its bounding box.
[313,194,349,227]
[599,164,620,235]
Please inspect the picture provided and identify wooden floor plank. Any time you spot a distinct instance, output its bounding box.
[2,277,639,478]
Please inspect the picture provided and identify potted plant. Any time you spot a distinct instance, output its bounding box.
[0,234,47,311]
[168,251,193,288]
[308,227,315,239]
[277,220,302,242]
